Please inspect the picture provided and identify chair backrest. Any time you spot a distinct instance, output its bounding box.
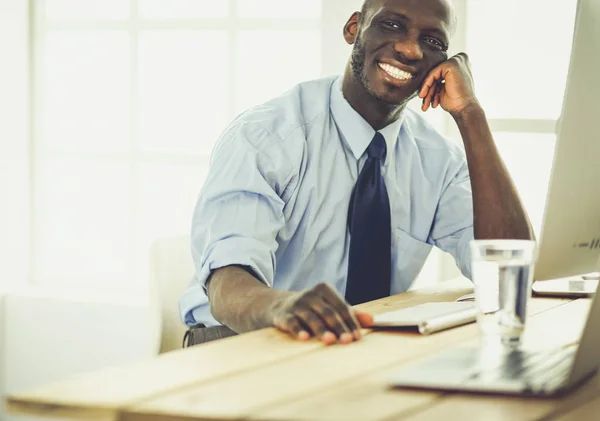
[149,236,194,354]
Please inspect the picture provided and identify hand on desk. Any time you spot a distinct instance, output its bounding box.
[269,283,373,345]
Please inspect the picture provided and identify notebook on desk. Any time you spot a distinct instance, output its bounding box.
[371,302,478,335]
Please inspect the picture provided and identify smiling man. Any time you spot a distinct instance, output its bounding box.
[179,0,533,346]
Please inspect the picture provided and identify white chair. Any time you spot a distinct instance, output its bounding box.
[149,236,195,354]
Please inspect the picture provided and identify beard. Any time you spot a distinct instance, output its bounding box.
[350,35,417,106]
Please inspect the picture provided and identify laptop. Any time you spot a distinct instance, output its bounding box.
[389,0,600,397]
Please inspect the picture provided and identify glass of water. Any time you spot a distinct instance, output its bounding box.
[470,239,537,350]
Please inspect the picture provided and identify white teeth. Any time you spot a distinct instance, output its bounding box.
[378,63,412,81]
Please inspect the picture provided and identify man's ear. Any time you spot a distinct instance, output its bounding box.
[343,12,361,45]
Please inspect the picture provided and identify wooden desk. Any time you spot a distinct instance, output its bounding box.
[7,287,600,421]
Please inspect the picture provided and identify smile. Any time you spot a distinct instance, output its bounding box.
[378,63,413,81]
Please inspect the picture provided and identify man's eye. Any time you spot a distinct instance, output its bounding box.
[424,37,447,50]
[381,20,404,31]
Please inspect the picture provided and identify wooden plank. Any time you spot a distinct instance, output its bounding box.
[251,298,575,421]
[6,287,471,420]
[6,329,321,420]
[252,364,439,421]
[552,387,600,420]
[123,298,567,421]
[124,333,444,421]
[4,402,119,421]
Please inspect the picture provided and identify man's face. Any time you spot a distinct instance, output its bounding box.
[347,0,453,105]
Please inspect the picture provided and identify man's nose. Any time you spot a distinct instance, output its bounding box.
[393,38,423,62]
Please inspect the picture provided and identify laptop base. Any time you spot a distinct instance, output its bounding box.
[388,346,580,397]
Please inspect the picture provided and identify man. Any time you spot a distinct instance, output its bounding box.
[179,0,533,347]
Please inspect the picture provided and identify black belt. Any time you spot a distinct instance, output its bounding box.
[182,323,238,347]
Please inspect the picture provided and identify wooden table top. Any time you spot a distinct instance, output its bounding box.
[7,286,600,421]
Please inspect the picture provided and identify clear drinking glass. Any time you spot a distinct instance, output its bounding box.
[470,240,537,350]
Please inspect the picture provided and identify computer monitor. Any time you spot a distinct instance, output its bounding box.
[532,0,600,282]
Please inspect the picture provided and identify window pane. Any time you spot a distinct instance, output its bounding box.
[494,133,556,236]
[238,0,321,18]
[34,157,131,289]
[134,163,208,284]
[235,30,321,114]
[45,0,129,20]
[138,31,228,155]
[138,0,228,19]
[467,0,578,119]
[43,30,130,153]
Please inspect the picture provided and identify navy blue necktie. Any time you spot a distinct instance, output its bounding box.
[345,132,392,306]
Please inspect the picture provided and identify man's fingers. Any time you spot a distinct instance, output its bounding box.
[320,290,361,335]
[355,312,374,328]
[281,284,374,345]
[294,307,335,344]
[419,66,443,98]
[311,298,354,344]
[274,315,310,341]
[432,82,444,108]
[422,82,437,112]
[419,76,435,99]
[421,72,444,111]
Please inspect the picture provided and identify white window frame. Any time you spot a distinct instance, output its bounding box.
[29,0,351,290]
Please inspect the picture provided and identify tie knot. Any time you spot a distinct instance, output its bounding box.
[367,132,387,160]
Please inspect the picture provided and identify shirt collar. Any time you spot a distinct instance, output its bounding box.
[330,76,405,162]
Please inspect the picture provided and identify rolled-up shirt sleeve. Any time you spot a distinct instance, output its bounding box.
[180,122,295,323]
[429,159,475,280]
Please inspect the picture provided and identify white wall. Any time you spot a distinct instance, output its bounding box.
[321,0,361,76]
[0,0,31,291]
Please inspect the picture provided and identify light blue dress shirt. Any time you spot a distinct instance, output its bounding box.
[180,75,474,327]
